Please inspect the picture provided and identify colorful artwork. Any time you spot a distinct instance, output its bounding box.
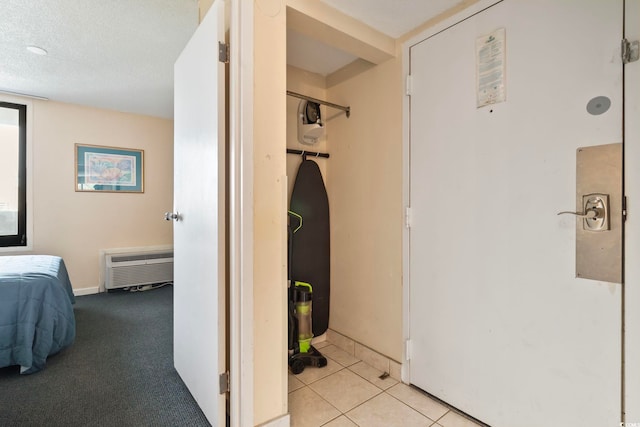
[76,144,144,193]
[84,153,136,186]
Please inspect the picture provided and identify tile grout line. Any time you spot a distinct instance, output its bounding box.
[339,387,385,419]
[308,359,386,425]
[295,353,382,425]
[291,354,472,427]
[297,384,345,426]
[308,366,385,413]
[328,365,431,424]
[432,409,451,425]
[382,387,440,424]
[290,361,405,424]
[345,362,399,391]
[318,409,351,427]
[295,355,346,386]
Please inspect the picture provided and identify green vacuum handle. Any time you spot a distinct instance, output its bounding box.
[294,281,312,292]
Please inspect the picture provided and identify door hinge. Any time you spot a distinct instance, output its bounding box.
[405,339,412,361]
[405,206,412,229]
[218,42,230,63]
[623,196,628,221]
[405,75,412,96]
[219,371,230,394]
[622,39,639,64]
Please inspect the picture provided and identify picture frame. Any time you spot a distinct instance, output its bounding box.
[75,144,144,193]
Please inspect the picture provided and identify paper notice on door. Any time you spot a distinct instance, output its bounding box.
[476,28,506,108]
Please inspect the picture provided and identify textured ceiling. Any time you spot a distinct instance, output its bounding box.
[0,0,198,119]
[1,1,464,118]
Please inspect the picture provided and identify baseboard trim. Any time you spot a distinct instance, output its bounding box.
[327,329,403,381]
[256,413,290,427]
[73,287,100,296]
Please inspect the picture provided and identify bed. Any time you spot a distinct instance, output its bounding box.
[0,255,76,374]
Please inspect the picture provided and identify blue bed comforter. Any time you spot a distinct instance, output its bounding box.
[0,255,76,374]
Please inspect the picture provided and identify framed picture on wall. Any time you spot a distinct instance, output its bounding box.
[75,144,144,193]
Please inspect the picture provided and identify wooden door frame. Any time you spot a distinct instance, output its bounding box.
[230,1,254,426]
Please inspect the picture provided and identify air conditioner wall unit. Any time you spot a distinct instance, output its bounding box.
[105,249,173,290]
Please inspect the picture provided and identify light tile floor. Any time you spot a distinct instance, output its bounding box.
[289,343,485,427]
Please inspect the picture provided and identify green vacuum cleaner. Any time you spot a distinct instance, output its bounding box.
[287,211,327,375]
[288,281,327,375]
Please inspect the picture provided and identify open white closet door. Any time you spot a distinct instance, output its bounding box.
[173,1,226,425]
[407,1,623,426]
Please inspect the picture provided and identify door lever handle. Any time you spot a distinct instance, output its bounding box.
[558,194,609,232]
[164,212,180,221]
[557,209,600,219]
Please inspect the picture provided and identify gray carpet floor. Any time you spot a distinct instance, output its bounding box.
[0,285,211,427]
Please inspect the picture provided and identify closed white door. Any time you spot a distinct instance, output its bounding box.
[173,2,226,425]
[408,1,622,426]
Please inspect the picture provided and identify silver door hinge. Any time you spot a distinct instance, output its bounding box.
[405,206,411,229]
[405,340,412,361]
[623,196,628,221]
[219,42,230,63]
[219,371,230,394]
[405,75,412,96]
[622,39,639,64]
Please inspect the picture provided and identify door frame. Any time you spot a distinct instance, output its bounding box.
[230,1,254,426]
[624,0,640,421]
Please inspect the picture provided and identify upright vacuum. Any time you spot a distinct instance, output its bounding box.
[287,211,327,375]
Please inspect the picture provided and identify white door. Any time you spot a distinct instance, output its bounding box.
[173,2,226,425]
[408,1,622,426]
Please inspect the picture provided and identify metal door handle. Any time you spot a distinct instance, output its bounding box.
[164,212,180,221]
[557,194,609,232]
[557,209,599,219]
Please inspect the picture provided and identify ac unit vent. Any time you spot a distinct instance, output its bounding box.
[105,250,173,290]
[110,252,174,263]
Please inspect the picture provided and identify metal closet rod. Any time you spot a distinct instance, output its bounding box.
[287,90,350,118]
[287,148,330,158]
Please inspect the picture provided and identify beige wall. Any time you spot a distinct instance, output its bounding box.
[253,0,288,424]
[198,0,214,23]
[290,0,474,367]
[2,98,173,291]
[285,8,406,366]
[326,55,404,362]
[284,1,407,366]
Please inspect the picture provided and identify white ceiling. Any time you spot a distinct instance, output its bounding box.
[288,0,463,77]
[1,0,462,118]
[287,28,359,77]
[1,0,198,119]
